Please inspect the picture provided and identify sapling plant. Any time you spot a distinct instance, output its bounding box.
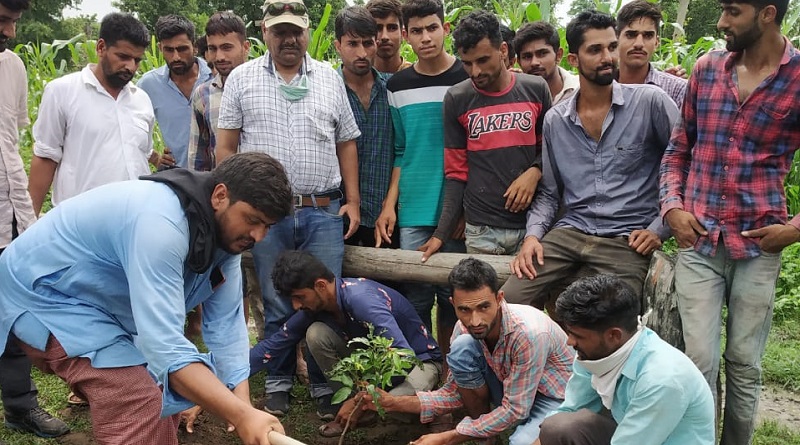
[328,324,421,444]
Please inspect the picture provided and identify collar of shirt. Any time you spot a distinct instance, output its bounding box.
[210,72,225,91]
[563,80,625,123]
[558,66,580,93]
[81,64,134,99]
[264,53,316,82]
[620,328,653,380]
[337,65,388,103]
[723,35,796,73]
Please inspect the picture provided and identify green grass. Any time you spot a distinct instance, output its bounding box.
[754,420,800,445]
[763,318,800,392]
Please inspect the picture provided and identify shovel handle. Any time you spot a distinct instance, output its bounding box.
[267,430,308,445]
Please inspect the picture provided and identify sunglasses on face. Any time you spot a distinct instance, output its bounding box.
[266,2,307,17]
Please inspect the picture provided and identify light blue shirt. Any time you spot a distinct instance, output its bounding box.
[526,82,679,240]
[137,58,212,168]
[0,180,249,416]
[554,328,715,445]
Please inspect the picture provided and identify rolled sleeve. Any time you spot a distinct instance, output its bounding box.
[32,82,66,163]
[417,378,462,423]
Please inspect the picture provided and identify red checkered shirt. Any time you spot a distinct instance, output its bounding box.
[416,302,573,439]
[660,38,800,260]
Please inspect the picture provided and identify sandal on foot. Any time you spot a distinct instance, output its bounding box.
[67,392,88,407]
[318,421,344,437]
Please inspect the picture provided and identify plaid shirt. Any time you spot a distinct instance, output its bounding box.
[417,302,573,439]
[187,74,223,171]
[338,67,393,228]
[660,39,800,260]
[645,63,687,107]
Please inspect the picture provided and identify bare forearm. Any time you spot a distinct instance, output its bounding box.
[28,155,57,216]
[170,363,250,426]
[336,140,360,203]
[382,167,401,209]
[215,128,241,164]
[383,395,422,414]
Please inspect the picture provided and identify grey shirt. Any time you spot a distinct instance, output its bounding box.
[525,81,679,240]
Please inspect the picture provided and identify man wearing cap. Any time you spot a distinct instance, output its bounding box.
[216,0,361,417]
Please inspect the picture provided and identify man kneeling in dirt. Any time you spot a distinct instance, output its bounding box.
[249,250,443,436]
[0,153,291,445]
[362,258,574,445]
[536,274,715,445]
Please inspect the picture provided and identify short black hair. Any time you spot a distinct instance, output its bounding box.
[155,14,196,42]
[211,152,293,222]
[566,10,616,54]
[99,13,150,48]
[271,250,336,297]
[448,258,500,294]
[206,11,247,41]
[401,0,444,29]
[719,0,789,24]
[514,21,560,58]
[500,24,515,61]
[196,35,208,55]
[0,0,29,12]
[616,0,662,34]
[366,0,404,28]
[335,6,378,41]
[453,10,502,53]
[555,275,640,333]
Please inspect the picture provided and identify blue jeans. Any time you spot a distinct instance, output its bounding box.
[251,199,344,396]
[447,334,563,445]
[675,241,781,445]
[399,226,465,330]
[464,222,525,255]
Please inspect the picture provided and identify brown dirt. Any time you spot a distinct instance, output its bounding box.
[53,384,800,445]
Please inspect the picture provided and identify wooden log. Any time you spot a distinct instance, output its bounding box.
[643,251,684,351]
[342,245,513,286]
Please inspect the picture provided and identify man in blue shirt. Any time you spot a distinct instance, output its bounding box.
[0,153,291,444]
[138,14,212,168]
[502,11,679,316]
[249,250,442,433]
[536,274,715,445]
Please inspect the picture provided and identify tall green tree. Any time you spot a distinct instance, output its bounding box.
[14,0,80,45]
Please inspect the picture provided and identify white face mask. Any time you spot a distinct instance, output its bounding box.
[575,310,651,409]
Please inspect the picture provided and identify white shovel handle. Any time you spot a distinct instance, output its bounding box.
[268,430,308,445]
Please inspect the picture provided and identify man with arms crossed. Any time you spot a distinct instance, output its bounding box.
[536,275,715,445]
[0,153,290,444]
[502,11,679,315]
[660,0,800,442]
[362,258,573,445]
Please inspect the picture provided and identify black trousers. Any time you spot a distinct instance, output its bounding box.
[0,215,38,413]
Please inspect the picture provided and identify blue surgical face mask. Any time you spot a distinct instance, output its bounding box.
[278,74,309,101]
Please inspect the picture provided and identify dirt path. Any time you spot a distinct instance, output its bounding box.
[757,385,800,429]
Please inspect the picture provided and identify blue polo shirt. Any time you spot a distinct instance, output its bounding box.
[137,58,212,168]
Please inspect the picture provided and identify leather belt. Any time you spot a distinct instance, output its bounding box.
[293,190,343,208]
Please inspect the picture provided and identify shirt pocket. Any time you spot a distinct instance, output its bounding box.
[759,103,791,121]
[612,143,644,173]
[127,115,152,155]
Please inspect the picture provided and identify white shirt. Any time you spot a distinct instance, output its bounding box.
[32,65,155,206]
[0,50,36,248]
[554,66,580,104]
[217,54,360,194]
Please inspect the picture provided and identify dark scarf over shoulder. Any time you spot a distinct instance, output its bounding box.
[140,169,217,273]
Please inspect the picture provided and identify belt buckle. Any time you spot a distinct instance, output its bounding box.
[293,195,303,208]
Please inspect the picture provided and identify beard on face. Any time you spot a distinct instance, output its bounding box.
[579,61,618,86]
[723,21,762,52]
[101,58,134,89]
[0,32,10,52]
[168,60,191,75]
